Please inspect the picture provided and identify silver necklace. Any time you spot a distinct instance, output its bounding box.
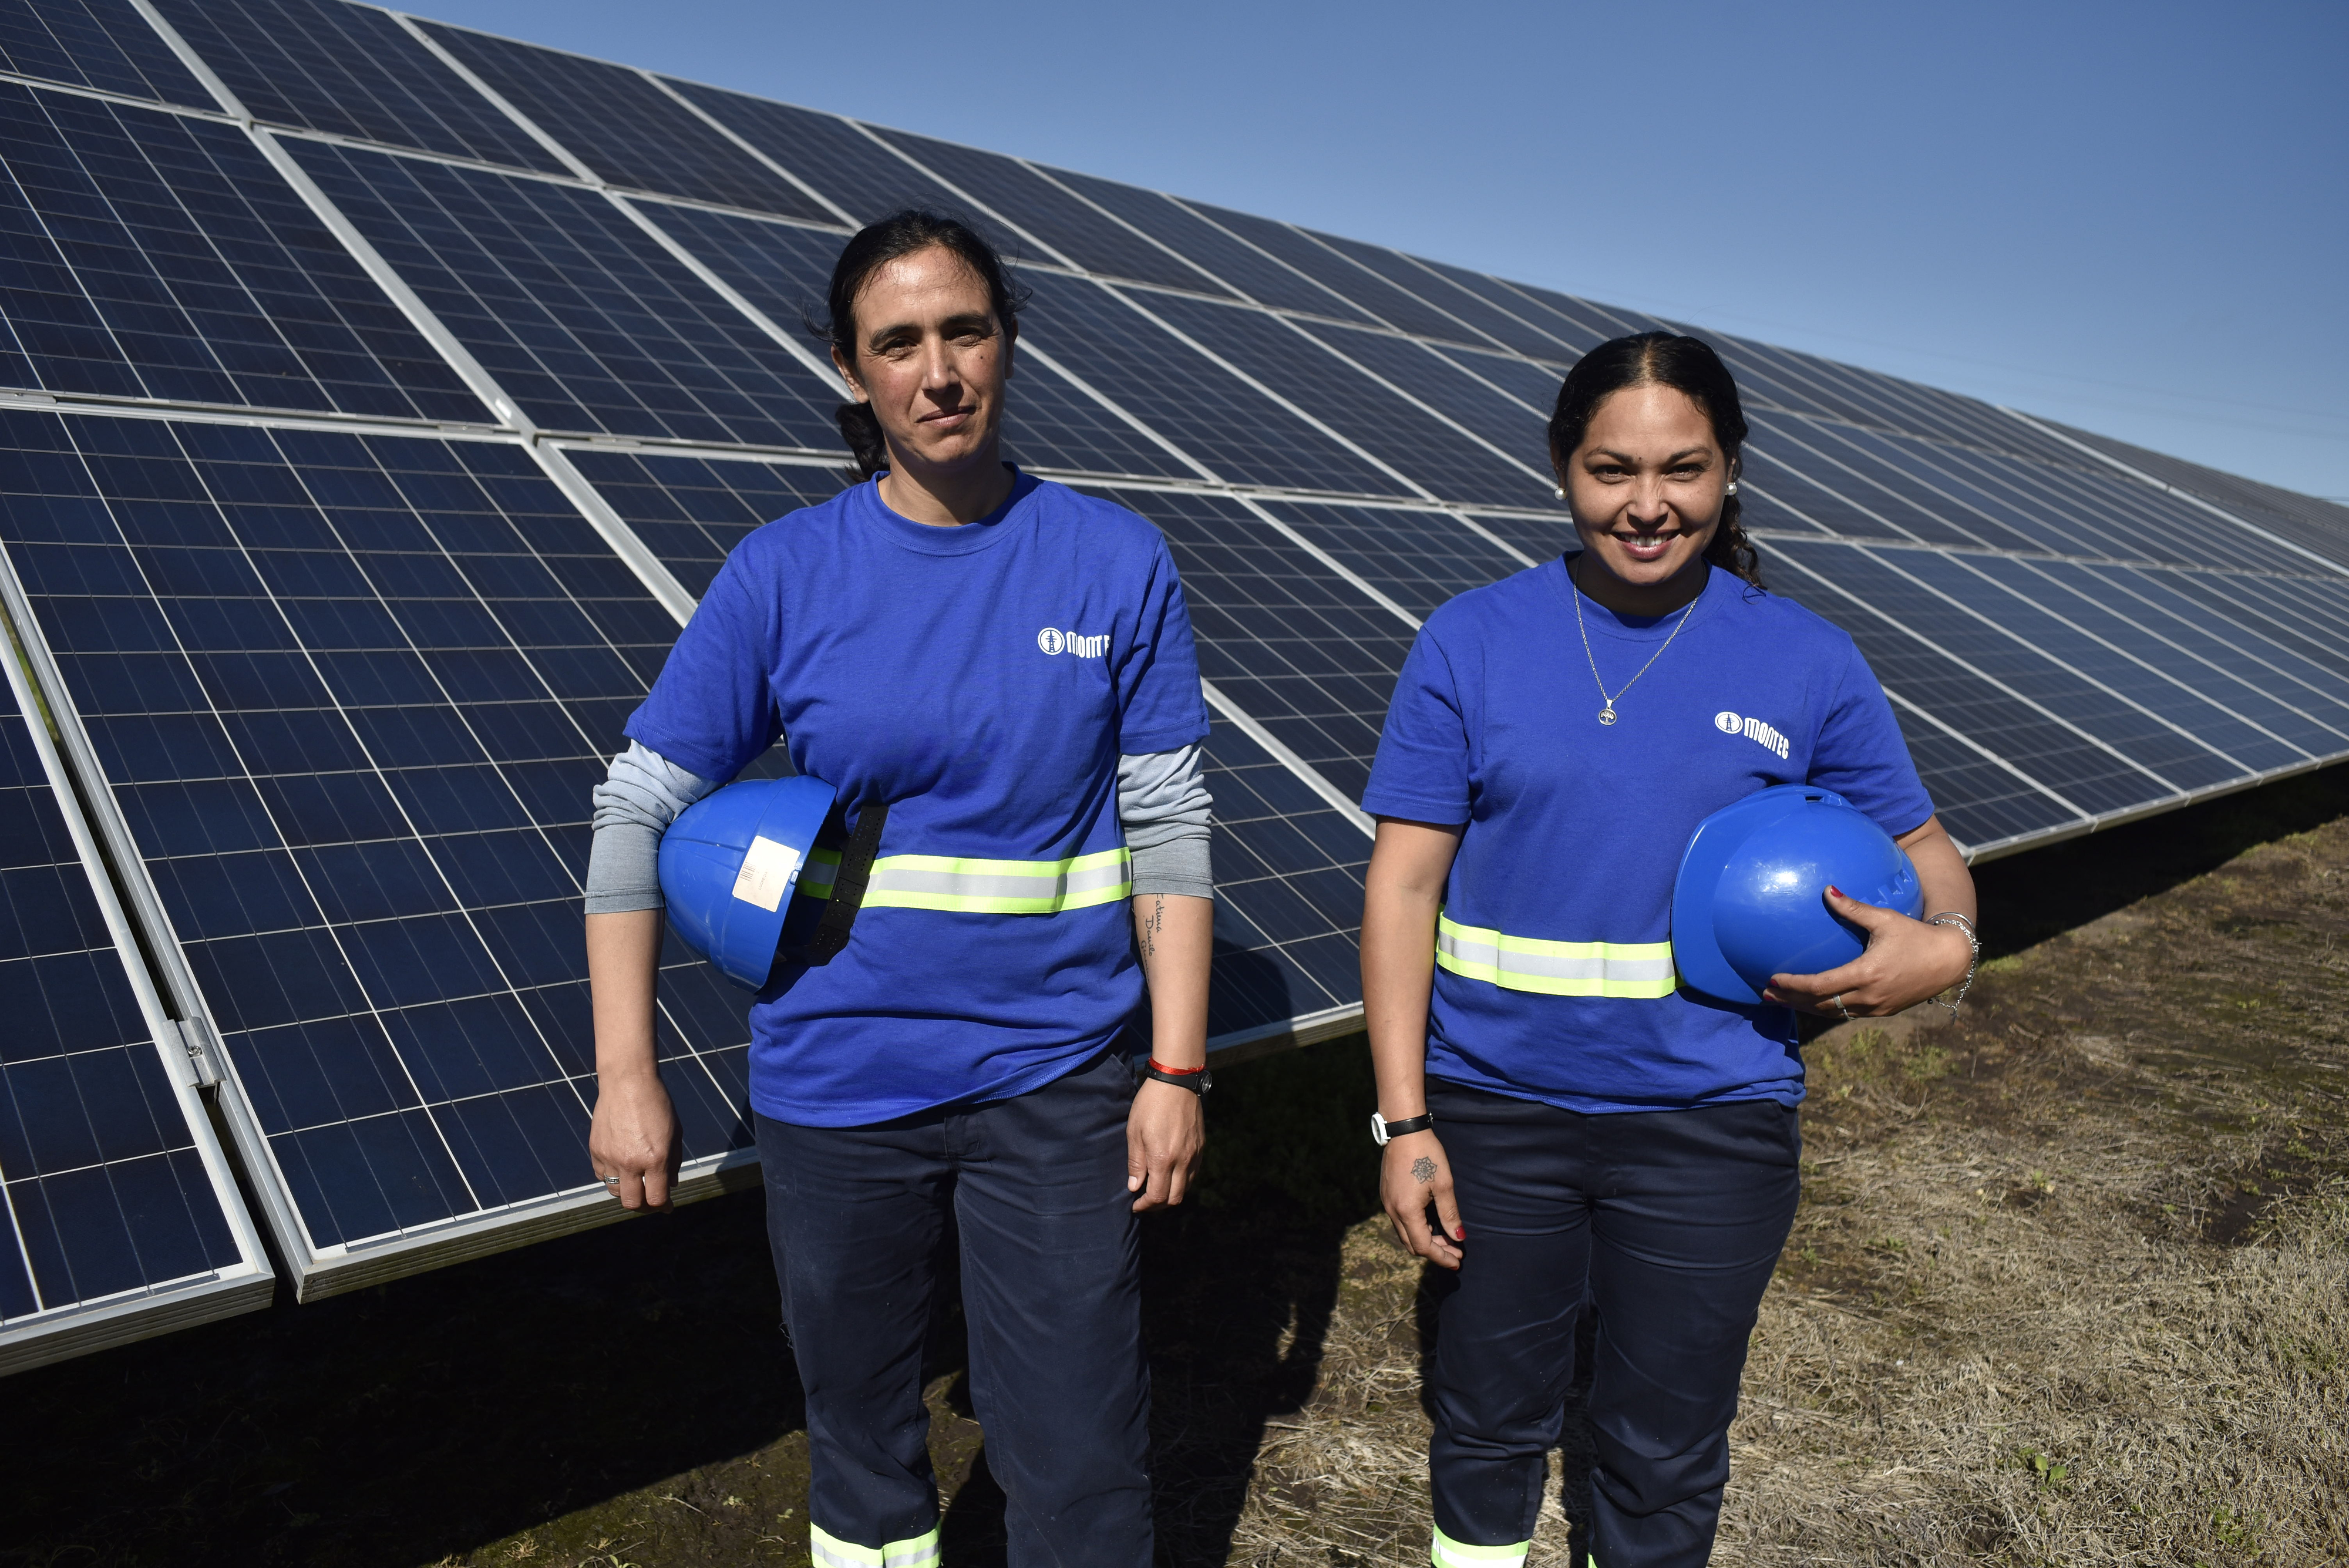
[1570,560,1703,726]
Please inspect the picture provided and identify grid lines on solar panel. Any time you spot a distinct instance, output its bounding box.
[1744,410,2040,551]
[0,412,759,1249]
[1139,291,1553,511]
[2044,418,2349,573]
[561,448,842,600]
[413,22,833,223]
[0,681,245,1324]
[2074,563,2349,745]
[635,200,1194,483]
[287,140,843,450]
[1083,484,1413,803]
[1766,539,2180,819]
[0,82,483,420]
[1188,208,1495,348]
[2167,567,2349,686]
[1500,282,1658,344]
[0,0,207,105]
[1462,510,1576,562]
[1046,171,1380,325]
[1287,318,1555,487]
[1259,500,1525,621]
[1409,259,1600,359]
[1950,552,2327,773]
[1017,271,1406,497]
[659,82,963,227]
[148,0,566,174]
[861,127,1236,300]
[1198,715,1366,1038]
[1423,341,1566,416]
[1308,233,1562,358]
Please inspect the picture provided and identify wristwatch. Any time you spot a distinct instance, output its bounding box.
[1370,1111,1434,1146]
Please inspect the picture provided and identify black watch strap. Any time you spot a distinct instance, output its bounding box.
[1372,1111,1435,1145]
[1144,1065,1211,1095]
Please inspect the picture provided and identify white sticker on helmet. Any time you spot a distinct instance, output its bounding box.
[731,834,803,911]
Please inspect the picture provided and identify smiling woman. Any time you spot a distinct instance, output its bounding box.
[578,210,1222,1568]
[1357,334,1981,1567]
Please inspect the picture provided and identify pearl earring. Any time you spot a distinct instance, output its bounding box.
[1554,484,1567,500]
[1725,481,1739,495]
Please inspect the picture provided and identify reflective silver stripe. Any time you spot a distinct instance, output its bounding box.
[796,848,1131,914]
[1434,913,1677,998]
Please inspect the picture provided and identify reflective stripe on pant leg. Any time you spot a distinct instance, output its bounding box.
[1435,913,1676,998]
[798,848,1131,913]
[809,1522,941,1568]
[1430,1523,1530,1567]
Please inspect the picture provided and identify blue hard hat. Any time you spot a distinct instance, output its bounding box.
[658,775,837,989]
[1670,783,1923,1005]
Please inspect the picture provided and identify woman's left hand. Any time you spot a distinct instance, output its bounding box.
[1764,886,1974,1019]
[1127,1078,1206,1212]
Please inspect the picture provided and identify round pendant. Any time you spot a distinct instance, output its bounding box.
[1597,706,1617,726]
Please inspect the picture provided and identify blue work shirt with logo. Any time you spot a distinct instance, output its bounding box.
[1359,557,1934,1114]
[625,471,1208,1126]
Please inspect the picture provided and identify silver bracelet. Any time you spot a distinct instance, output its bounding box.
[1926,911,1980,1016]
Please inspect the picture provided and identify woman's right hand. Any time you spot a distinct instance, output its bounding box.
[589,1069,681,1211]
[1381,1130,1463,1270]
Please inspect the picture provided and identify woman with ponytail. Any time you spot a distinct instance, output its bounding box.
[1357,333,1977,1566]
[584,211,1215,1568]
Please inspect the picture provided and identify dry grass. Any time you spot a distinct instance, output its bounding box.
[1204,819,2349,1567]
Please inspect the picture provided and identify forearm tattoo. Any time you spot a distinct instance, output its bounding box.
[1411,1156,1436,1184]
[1139,894,1163,964]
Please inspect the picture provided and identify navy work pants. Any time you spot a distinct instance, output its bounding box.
[1425,1080,1800,1568]
[755,1051,1151,1568]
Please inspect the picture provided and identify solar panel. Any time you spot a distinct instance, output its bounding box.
[284,139,843,450]
[0,410,770,1292]
[412,21,836,223]
[3,0,2346,1338]
[0,588,269,1371]
[147,0,567,174]
[0,0,209,105]
[0,81,483,420]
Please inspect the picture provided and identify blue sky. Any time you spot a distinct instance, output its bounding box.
[422,1,2349,501]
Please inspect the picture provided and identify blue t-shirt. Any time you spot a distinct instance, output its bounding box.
[625,470,1209,1126]
[1359,557,1934,1114]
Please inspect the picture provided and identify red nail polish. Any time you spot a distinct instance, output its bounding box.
[1826,885,1843,897]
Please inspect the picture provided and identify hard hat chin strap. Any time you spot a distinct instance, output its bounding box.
[782,800,890,968]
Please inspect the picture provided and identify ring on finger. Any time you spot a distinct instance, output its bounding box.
[600,1174,621,1186]
[1831,992,1852,1022]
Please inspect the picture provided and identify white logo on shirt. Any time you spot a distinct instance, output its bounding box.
[1714,709,1790,760]
[1038,627,1108,658]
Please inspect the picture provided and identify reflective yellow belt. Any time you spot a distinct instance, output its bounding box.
[1435,912,1677,998]
[799,846,1131,914]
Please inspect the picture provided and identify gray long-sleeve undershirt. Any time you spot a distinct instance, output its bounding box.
[584,739,1214,915]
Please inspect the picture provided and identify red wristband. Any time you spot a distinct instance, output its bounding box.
[1146,1058,1206,1075]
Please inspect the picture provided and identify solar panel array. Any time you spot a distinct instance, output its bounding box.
[4,0,2345,1357]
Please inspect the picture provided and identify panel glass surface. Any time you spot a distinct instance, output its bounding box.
[637,202,1193,482]
[150,0,566,173]
[865,129,1234,300]
[0,0,208,105]
[415,22,835,223]
[1258,501,1525,621]
[289,141,842,449]
[1411,260,1599,358]
[1191,212,1496,347]
[662,82,961,227]
[1768,540,2179,819]
[1197,714,1367,1040]
[1141,292,1554,510]
[1017,273,1407,497]
[1424,343,1566,418]
[2046,418,2349,573]
[561,448,842,600]
[1051,173,1379,324]
[1305,232,1560,356]
[1288,319,1554,483]
[1463,510,1577,563]
[0,685,248,1331]
[1083,485,1414,803]
[0,413,760,1251]
[0,82,482,420]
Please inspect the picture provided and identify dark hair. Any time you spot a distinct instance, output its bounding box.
[1547,331,1762,587]
[810,209,1027,480]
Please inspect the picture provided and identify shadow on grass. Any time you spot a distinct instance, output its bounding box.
[1972,762,2348,957]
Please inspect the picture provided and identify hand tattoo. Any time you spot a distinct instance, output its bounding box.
[1411,1156,1436,1184]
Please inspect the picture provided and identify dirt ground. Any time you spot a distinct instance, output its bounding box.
[8,770,2347,1567]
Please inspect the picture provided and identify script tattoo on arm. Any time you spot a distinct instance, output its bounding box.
[1412,1156,1436,1184]
[1139,894,1163,963]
